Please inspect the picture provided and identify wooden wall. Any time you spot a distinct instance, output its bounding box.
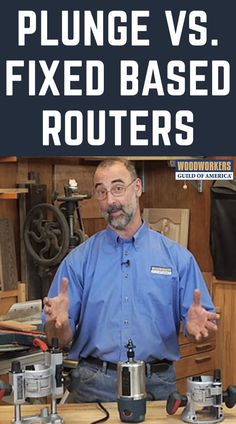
[0,161,21,277]
[0,161,20,230]
[140,160,213,271]
[19,157,212,271]
[213,279,236,388]
[1,156,236,386]
[0,156,233,276]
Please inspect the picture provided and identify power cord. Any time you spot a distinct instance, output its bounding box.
[147,391,155,400]
[90,402,110,424]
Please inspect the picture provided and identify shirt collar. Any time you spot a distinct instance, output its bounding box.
[105,221,149,249]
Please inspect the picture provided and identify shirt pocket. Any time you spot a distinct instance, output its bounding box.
[137,273,179,318]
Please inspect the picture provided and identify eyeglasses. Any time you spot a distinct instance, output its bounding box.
[94,178,137,201]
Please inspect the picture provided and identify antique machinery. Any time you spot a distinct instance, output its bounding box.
[166,369,236,424]
[52,179,89,251]
[23,179,89,298]
[24,179,89,267]
[117,340,147,422]
[0,338,64,424]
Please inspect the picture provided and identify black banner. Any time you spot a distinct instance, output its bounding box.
[0,1,234,156]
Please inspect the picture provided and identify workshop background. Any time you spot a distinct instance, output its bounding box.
[0,156,235,392]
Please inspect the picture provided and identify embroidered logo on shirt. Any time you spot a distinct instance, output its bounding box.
[151,266,172,275]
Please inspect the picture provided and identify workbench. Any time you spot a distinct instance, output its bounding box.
[1,401,236,423]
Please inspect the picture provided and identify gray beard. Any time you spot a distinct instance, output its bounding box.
[102,194,138,230]
[102,204,134,230]
[108,211,133,230]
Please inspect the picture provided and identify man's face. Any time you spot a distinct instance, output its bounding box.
[94,163,141,230]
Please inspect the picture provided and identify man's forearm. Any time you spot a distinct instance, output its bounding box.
[44,320,73,348]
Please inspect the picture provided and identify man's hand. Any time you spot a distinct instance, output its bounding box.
[187,289,219,341]
[43,277,70,329]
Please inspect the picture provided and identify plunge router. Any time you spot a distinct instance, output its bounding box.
[166,369,236,424]
[117,340,146,423]
[0,338,64,424]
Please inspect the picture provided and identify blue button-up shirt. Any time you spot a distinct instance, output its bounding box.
[42,222,215,362]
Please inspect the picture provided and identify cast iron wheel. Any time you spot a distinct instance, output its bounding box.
[74,229,88,245]
[23,203,70,266]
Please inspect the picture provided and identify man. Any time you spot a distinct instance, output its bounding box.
[43,158,218,402]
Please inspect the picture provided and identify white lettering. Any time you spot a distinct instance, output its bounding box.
[42,110,61,145]
[18,11,36,46]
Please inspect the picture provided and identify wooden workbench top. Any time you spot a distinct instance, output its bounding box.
[1,401,236,424]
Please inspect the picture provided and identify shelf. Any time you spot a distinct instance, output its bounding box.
[0,157,17,163]
[0,188,28,199]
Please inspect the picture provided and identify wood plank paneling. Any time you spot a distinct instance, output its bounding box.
[0,162,20,275]
[140,161,213,271]
[0,219,18,290]
[1,156,235,286]
[213,279,236,389]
